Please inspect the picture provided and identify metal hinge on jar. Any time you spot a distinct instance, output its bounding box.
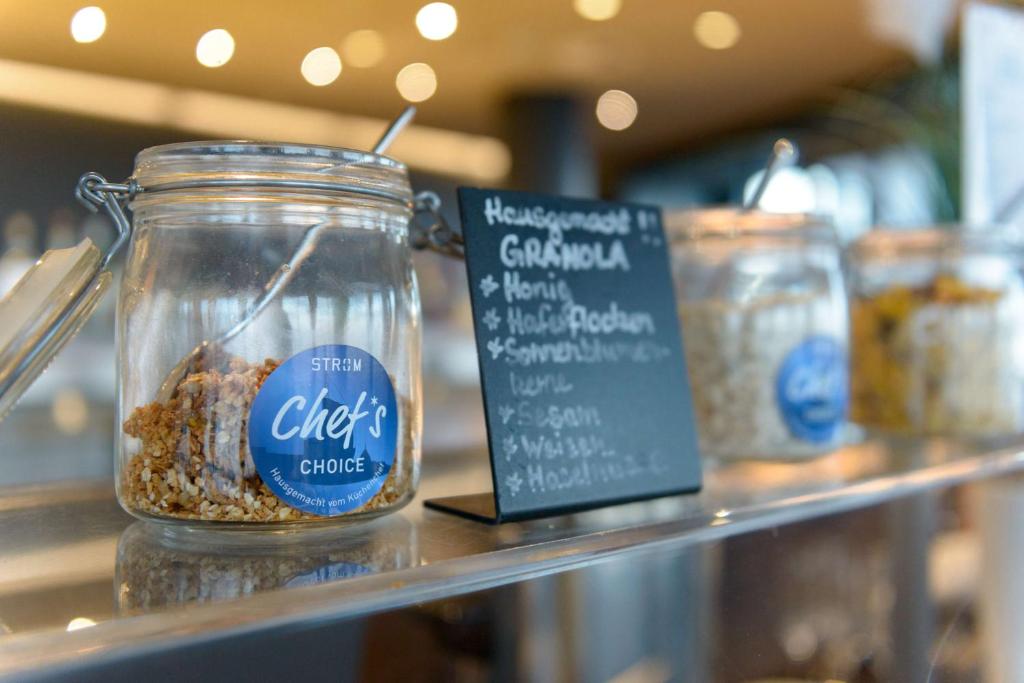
[0,174,137,420]
[410,191,465,259]
[74,173,138,267]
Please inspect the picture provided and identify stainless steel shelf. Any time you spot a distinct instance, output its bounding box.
[1,437,1022,679]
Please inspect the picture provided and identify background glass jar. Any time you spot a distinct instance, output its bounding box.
[117,142,422,526]
[666,209,850,461]
[848,227,1024,436]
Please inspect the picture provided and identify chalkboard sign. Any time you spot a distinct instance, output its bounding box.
[424,188,702,523]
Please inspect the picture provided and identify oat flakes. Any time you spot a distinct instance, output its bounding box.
[122,356,413,523]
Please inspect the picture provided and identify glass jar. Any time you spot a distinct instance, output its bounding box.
[110,142,422,526]
[666,208,850,461]
[849,227,1024,436]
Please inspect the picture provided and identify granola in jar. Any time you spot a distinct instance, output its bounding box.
[667,209,850,461]
[680,289,848,460]
[121,354,415,524]
[851,274,1023,434]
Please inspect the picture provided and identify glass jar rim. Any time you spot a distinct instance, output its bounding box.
[850,224,1024,257]
[137,140,406,167]
[131,140,413,207]
[664,206,832,241]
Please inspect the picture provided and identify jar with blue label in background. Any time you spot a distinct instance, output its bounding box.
[665,209,850,461]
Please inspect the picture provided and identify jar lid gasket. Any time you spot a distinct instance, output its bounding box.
[663,207,832,242]
[131,140,414,207]
[139,177,412,207]
[851,225,1024,258]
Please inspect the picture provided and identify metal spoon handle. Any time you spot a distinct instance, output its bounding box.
[228,103,418,342]
[373,105,417,155]
[219,221,327,345]
[743,138,797,212]
[223,104,417,344]
[156,105,421,401]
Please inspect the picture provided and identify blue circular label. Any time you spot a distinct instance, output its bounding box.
[248,344,398,516]
[775,336,848,444]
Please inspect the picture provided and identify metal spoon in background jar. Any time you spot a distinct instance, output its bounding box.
[703,138,799,304]
[741,137,798,212]
[154,106,418,403]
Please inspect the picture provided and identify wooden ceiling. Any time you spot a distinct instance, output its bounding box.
[0,1,914,161]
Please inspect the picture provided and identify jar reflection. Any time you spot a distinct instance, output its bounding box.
[115,516,417,613]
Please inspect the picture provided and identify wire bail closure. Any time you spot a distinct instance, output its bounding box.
[411,191,465,259]
[74,173,136,268]
[75,173,466,262]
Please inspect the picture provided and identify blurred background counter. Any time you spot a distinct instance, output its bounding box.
[0,0,983,482]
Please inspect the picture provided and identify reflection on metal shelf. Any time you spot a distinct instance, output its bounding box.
[116,516,418,614]
[0,537,116,595]
[0,436,1021,678]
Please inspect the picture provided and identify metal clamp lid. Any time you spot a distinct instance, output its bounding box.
[0,173,135,421]
[74,173,135,267]
[411,191,464,259]
[0,229,117,423]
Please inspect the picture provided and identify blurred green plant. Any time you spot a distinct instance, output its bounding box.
[821,53,960,222]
